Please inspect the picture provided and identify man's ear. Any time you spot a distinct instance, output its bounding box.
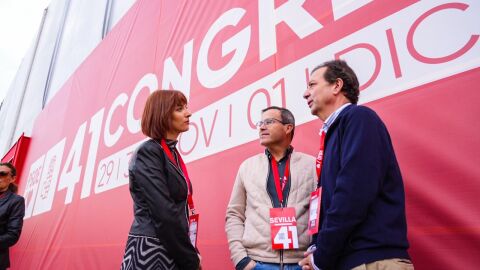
[285,124,294,136]
[332,78,344,95]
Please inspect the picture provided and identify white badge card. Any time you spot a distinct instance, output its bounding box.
[308,188,322,235]
[189,214,199,247]
[270,207,299,250]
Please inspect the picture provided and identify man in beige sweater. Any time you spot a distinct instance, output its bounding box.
[226,106,317,270]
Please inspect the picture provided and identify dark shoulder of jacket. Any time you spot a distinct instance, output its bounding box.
[4,192,25,210]
[336,105,382,126]
[129,139,166,170]
[347,105,381,118]
[12,193,25,203]
[11,194,25,213]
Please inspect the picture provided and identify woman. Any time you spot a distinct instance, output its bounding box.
[0,162,25,270]
[121,90,201,270]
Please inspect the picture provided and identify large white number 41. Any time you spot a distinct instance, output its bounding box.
[274,226,299,249]
[58,122,87,204]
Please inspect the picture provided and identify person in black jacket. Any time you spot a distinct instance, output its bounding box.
[0,162,25,270]
[121,90,201,270]
[299,60,413,270]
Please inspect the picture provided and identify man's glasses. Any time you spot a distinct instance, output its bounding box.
[255,118,286,128]
[0,171,11,177]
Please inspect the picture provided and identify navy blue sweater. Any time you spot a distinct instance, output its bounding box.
[313,105,410,270]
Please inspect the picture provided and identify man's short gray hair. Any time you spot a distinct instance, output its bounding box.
[261,106,295,140]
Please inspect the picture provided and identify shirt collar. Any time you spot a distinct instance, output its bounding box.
[321,103,352,134]
[264,146,293,162]
[165,139,178,150]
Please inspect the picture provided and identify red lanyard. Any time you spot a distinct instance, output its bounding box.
[271,157,290,205]
[160,139,195,211]
[316,130,326,179]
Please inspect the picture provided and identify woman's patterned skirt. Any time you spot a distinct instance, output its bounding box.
[121,235,178,270]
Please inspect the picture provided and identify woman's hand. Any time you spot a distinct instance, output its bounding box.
[197,253,202,270]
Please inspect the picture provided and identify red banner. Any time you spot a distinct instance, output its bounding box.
[11,0,480,269]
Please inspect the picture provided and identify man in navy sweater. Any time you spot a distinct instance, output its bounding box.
[298,60,413,270]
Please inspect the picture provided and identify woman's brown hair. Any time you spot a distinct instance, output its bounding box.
[141,90,187,139]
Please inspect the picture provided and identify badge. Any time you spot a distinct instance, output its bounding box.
[270,207,299,250]
[308,188,322,235]
[189,213,199,247]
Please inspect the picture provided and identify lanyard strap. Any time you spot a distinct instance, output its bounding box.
[271,157,290,205]
[160,139,195,210]
[316,130,326,179]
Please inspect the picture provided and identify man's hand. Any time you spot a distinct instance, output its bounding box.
[244,260,256,270]
[298,254,314,270]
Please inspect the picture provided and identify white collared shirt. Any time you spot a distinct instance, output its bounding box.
[320,103,352,134]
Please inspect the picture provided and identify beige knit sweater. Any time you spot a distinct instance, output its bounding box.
[225,151,317,266]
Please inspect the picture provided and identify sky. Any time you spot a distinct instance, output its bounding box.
[0,0,51,102]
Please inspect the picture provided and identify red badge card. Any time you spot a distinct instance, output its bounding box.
[270,207,299,250]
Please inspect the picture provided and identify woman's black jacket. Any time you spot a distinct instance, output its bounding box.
[0,190,25,269]
[127,139,199,270]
